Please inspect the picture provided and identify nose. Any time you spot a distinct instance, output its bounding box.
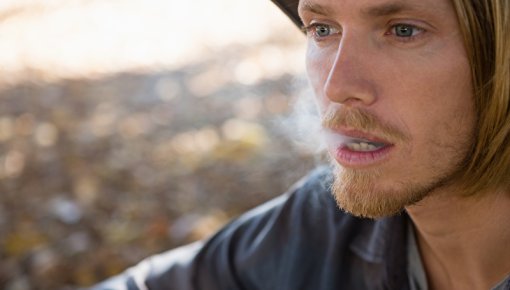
[323,33,377,107]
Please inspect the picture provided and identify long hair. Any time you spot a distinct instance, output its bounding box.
[450,0,510,195]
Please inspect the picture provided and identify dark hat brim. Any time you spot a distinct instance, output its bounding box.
[271,0,302,28]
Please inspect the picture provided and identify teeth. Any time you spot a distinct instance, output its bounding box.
[346,141,381,152]
[347,142,361,151]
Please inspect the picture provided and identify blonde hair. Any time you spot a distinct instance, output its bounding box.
[451,0,510,194]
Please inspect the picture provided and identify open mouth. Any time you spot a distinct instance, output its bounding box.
[322,129,395,167]
[343,138,388,152]
[323,129,391,152]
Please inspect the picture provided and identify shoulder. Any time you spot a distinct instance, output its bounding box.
[227,164,341,234]
[192,165,366,289]
[90,166,370,290]
[208,165,355,253]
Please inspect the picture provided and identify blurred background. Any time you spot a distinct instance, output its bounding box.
[0,0,319,289]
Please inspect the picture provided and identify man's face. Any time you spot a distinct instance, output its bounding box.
[298,0,476,217]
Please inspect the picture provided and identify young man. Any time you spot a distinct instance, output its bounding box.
[92,0,510,289]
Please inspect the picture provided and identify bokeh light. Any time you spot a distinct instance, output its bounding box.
[0,1,319,289]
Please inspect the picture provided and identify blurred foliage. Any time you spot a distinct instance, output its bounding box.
[0,41,318,289]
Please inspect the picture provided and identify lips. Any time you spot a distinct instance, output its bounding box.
[323,129,394,167]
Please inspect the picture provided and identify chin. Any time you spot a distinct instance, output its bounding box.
[331,166,431,219]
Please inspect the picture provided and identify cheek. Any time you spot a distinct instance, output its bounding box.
[401,68,475,157]
[306,50,321,92]
[388,48,474,133]
[306,44,340,115]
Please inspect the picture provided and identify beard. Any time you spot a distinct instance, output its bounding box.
[322,107,471,219]
[331,165,434,219]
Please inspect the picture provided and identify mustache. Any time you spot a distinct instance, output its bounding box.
[321,107,410,142]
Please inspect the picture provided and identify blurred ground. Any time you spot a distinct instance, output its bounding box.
[0,1,321,289]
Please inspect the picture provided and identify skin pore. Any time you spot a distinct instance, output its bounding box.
[298,0,510,288]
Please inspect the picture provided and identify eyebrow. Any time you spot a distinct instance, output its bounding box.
[299,1,329,16]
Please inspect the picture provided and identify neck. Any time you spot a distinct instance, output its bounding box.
[406,187,510,290]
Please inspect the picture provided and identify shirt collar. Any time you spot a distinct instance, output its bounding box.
[349,213,409,263]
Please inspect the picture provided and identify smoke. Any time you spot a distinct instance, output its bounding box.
[276,77,327,155]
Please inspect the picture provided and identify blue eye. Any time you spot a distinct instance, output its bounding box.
[315,24,332,37]
[392,24,420,37]
[303,23,340,40]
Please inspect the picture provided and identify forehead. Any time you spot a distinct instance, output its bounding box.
[298,0,455,19]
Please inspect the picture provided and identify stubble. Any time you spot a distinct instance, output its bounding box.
[323,107,469,218]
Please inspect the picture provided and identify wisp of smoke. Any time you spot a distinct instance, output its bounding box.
[276,77,327,154]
